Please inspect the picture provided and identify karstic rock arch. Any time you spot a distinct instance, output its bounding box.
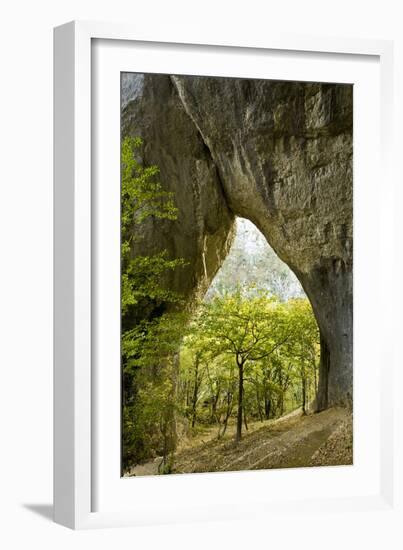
[122,73,353,409]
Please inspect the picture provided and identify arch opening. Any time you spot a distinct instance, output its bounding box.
[123,211,327,476]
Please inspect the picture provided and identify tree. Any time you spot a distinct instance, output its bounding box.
[198,290,291,442]
[123,311,188,470]
[286,299,320,413]
[121,136,186,470]
[177,336,207,429]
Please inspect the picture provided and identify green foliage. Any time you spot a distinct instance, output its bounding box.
[121,137,187,470]
[198,289,291,364]
[122,312,189,375]
[121,251,186,316]
[121,136,178,232]
[177,292,319,442]
[121,137,185,317]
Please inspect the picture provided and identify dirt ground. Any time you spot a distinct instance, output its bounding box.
[125,407,353,476]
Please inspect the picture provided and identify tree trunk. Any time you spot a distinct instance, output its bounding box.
[256,387,263,422]
[279,392,285,417]
[316,332,330,411]
[301,375,307,415]
[313,360,318,402]
[219,392,233,438]
[264,396,271,420]
[191,358,199,428]
[243,406,249,431]
[210,389,220,423]
[236,360,244,443]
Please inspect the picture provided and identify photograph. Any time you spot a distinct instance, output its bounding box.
[120,73,353,477]
[1,0,398,543]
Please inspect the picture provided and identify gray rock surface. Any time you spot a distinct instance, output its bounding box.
[121,73,144,109]
[122,73,353,408]
[122,74,235,309]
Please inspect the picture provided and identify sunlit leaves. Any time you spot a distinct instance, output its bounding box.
[121,137,186,469]
[198,288,291,363]
[178,291,320,438]
[121,136,178,234]
[121,136,185,316]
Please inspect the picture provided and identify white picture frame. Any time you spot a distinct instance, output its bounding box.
[54,20,399,531]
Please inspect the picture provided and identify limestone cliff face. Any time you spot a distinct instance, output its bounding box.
[122,74,235,307]
[122,74,353,408]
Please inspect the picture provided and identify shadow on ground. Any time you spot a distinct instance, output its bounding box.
[23,503,53,522]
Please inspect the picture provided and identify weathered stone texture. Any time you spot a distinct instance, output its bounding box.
[122,74,235,306]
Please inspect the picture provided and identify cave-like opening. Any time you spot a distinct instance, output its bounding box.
[123,216,322,476]
[176,217,320,445]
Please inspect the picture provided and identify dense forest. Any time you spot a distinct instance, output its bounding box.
[121,136,352,476]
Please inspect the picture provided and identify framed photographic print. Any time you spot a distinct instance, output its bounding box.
[54,21,398,531]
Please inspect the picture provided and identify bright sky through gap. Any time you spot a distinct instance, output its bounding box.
[207,218,306,301]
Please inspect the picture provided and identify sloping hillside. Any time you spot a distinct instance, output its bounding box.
[171,407,352,474]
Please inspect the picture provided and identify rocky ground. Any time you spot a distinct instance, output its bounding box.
[125,407,353,476]
[309,414,353,467]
